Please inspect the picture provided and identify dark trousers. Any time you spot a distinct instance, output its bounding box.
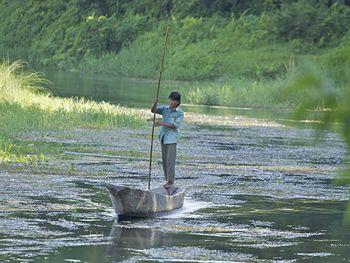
[161,142,177,183]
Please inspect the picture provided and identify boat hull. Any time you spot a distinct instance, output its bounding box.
[106,184,185,218]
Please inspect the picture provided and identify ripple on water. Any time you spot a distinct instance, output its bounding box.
[163,198,213,219]
[1,114,350,262]
[144,246,254,262]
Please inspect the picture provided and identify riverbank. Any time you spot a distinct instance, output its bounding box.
[44,43,350,109]
[0,61,146,162]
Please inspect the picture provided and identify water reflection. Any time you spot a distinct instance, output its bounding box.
[39,67,327,126]
[38,67,177,108]
[107,223,167,261]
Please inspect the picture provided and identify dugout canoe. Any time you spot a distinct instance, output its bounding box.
[106,184,185,218]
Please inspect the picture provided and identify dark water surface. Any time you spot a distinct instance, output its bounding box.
[39,67,307,123]
[1,69,349,262]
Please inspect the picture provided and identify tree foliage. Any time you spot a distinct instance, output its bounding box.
[1,0,350,69]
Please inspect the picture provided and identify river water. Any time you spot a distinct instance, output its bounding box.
[37,68,300,122]
[0,69,349,262]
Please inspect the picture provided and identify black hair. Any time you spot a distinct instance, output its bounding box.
[168,91,181,106]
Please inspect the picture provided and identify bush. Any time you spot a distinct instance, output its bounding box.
[275,2,350,46]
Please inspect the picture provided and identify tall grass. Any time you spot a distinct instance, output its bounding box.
[0,60,146,161]
[185,78,286,108]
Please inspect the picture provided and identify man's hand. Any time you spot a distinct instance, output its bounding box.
[154,121,163,127]
[151,98,159,113]
[154,122,175,129]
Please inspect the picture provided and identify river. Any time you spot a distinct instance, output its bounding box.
[38,67,302,122]
[0,68,349,262]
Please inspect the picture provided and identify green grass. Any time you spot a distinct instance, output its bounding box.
[184,78,286,108]
[0,60,146,162]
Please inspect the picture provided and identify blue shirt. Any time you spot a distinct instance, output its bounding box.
[156,105,184,144]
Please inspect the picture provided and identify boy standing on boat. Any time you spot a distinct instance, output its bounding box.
[151,91,184,189]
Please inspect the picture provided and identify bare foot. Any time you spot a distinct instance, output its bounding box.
[163,181,174,189]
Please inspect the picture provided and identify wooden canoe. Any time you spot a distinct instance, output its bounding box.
[106,184,185,218]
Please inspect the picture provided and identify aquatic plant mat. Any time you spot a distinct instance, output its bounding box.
[0,113,349,262]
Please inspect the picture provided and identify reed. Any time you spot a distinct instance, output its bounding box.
[185,78,286,108]
[0,60,146,162]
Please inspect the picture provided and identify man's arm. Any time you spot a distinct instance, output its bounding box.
[155,122,175,129]
[155,111,184,129]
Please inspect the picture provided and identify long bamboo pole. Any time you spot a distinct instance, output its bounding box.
[148,26,170,190]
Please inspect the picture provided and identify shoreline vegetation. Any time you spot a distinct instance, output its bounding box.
[1,1,349,109]
[0,61,146,162]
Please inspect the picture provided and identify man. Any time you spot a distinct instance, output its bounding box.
[151,91,184,188]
